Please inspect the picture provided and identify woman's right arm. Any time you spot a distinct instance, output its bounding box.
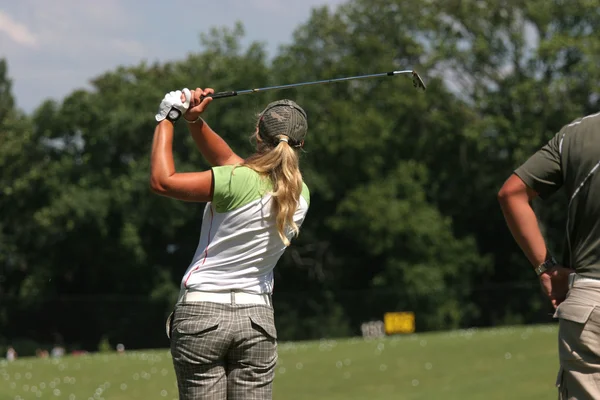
[184,87,245,166]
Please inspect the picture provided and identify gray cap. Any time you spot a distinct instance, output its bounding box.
[258,99,308,147]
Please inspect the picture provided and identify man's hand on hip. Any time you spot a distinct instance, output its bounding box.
[539,266,575,309]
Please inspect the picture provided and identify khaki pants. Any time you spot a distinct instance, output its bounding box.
[555,277,600,399]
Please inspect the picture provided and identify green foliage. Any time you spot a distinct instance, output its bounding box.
[275,291,353,340]
[4,338,43,358]
[98,336,112,353]
[1,0,599,346]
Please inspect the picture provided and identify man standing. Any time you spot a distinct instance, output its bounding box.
[498,112,600,399]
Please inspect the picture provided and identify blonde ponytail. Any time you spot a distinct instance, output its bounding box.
[243,137,303,246]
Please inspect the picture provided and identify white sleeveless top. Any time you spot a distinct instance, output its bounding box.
[180,165,310,294]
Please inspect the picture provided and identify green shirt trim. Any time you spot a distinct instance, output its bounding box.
[212,165,310,213]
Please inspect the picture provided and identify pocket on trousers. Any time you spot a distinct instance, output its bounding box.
[175,317,221,336]
[556,366,564,390]
[557,302,600,367]
[555,366,570,400]
[166,312,174,339]
[555,302,595,324]
[249,314,277,340]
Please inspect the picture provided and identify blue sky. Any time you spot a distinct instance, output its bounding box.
[0,0,347,113]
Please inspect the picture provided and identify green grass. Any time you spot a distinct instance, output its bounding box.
[1,324,560,400]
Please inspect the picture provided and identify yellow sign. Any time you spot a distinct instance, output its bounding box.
[384,311,415,334]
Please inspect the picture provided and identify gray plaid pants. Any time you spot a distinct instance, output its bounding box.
[169,301,277,400]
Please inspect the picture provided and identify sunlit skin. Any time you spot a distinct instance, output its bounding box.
[150,87,243,202]
[150,88,303,202]
[498,174,574,309]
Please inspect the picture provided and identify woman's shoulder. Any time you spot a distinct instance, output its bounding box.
[301,181,310,206]
[213,164,310,209]
[213,164,262,183]
[211,165,270,212]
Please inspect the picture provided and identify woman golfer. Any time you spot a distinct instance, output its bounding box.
[151,87,310,399]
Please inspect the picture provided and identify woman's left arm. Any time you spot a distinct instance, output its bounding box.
[150,120,214,202]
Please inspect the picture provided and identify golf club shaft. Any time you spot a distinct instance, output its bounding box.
[201,70,425,100]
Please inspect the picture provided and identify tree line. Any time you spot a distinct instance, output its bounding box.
[1,0,598,353]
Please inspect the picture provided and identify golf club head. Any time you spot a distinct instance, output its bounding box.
[412,71,426,91]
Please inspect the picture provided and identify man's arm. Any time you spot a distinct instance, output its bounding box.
[500,128,564,267]
[497,174,548,268]
[498,129,574,308]
[498,173,573,308]
[183,87,244,166]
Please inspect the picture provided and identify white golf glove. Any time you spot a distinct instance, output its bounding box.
[155,88,192,122]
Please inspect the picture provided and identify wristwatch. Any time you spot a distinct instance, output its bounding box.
[535,256,558,276]
[165,108,182,122]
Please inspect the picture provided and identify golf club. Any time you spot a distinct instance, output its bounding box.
[200,70,426,101]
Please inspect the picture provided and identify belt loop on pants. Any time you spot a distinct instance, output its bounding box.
[177,289,188,304]
[568,273,600,289]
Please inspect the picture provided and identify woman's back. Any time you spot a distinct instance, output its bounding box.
[182,165,310,293]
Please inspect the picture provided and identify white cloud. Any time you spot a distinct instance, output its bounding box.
[25,1,136,55]
[0,10,37,47]
[2,0,347,113]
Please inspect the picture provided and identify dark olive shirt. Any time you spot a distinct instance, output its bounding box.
[515,112,600,278]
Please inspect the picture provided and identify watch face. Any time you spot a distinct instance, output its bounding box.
[168,109,181,120]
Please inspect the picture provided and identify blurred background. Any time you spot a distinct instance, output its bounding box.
[1,0,598,398]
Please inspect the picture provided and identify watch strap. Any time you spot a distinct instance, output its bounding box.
[535,256,558,276]
[166,108,182,122]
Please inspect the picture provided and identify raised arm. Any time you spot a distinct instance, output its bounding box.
[150,90,214,203]
[183,87,245,166]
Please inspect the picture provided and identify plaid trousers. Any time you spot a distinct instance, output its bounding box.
[169,301,277,400]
